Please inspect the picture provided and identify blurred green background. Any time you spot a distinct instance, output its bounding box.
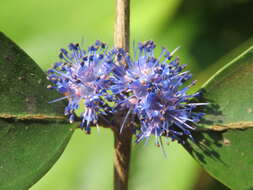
[0,0,252,189]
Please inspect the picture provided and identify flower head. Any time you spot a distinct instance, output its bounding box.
[47,39,206,144]
[110,41,206,144]
[47,41,114,133]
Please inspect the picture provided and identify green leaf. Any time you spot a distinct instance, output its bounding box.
[0,32,73,190]
[184,46,253,190]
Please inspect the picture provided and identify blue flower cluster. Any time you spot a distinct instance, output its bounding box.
[47,41,114,133]
[47,40,206,143]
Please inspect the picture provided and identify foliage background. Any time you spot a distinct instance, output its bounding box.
[0,0,252,189]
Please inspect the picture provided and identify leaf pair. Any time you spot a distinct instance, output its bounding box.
[0,32,253,190]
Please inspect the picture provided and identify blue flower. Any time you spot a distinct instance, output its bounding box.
[47,41,114,133]
[110,41,206,144]
[47,39,206,145]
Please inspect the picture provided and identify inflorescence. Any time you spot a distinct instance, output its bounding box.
[47,41,114,133]
[47,40,206,144]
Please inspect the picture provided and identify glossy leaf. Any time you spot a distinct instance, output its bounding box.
[184,46,253,190]
[0,32,73,190]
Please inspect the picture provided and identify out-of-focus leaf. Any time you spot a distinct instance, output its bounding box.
[193,37,253,91]
[184,47,253,190]
[0,32,73,190]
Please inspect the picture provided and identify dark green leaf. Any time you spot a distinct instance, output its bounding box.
[184,47,253,190]
[0,33,64,116]
[0,32,73,190]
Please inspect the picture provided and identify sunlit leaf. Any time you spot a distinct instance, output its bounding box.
[184,46,253,190]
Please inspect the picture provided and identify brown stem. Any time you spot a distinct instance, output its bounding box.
[114,0,130,51]
[113,128,132,190]
[114,0,131,189]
